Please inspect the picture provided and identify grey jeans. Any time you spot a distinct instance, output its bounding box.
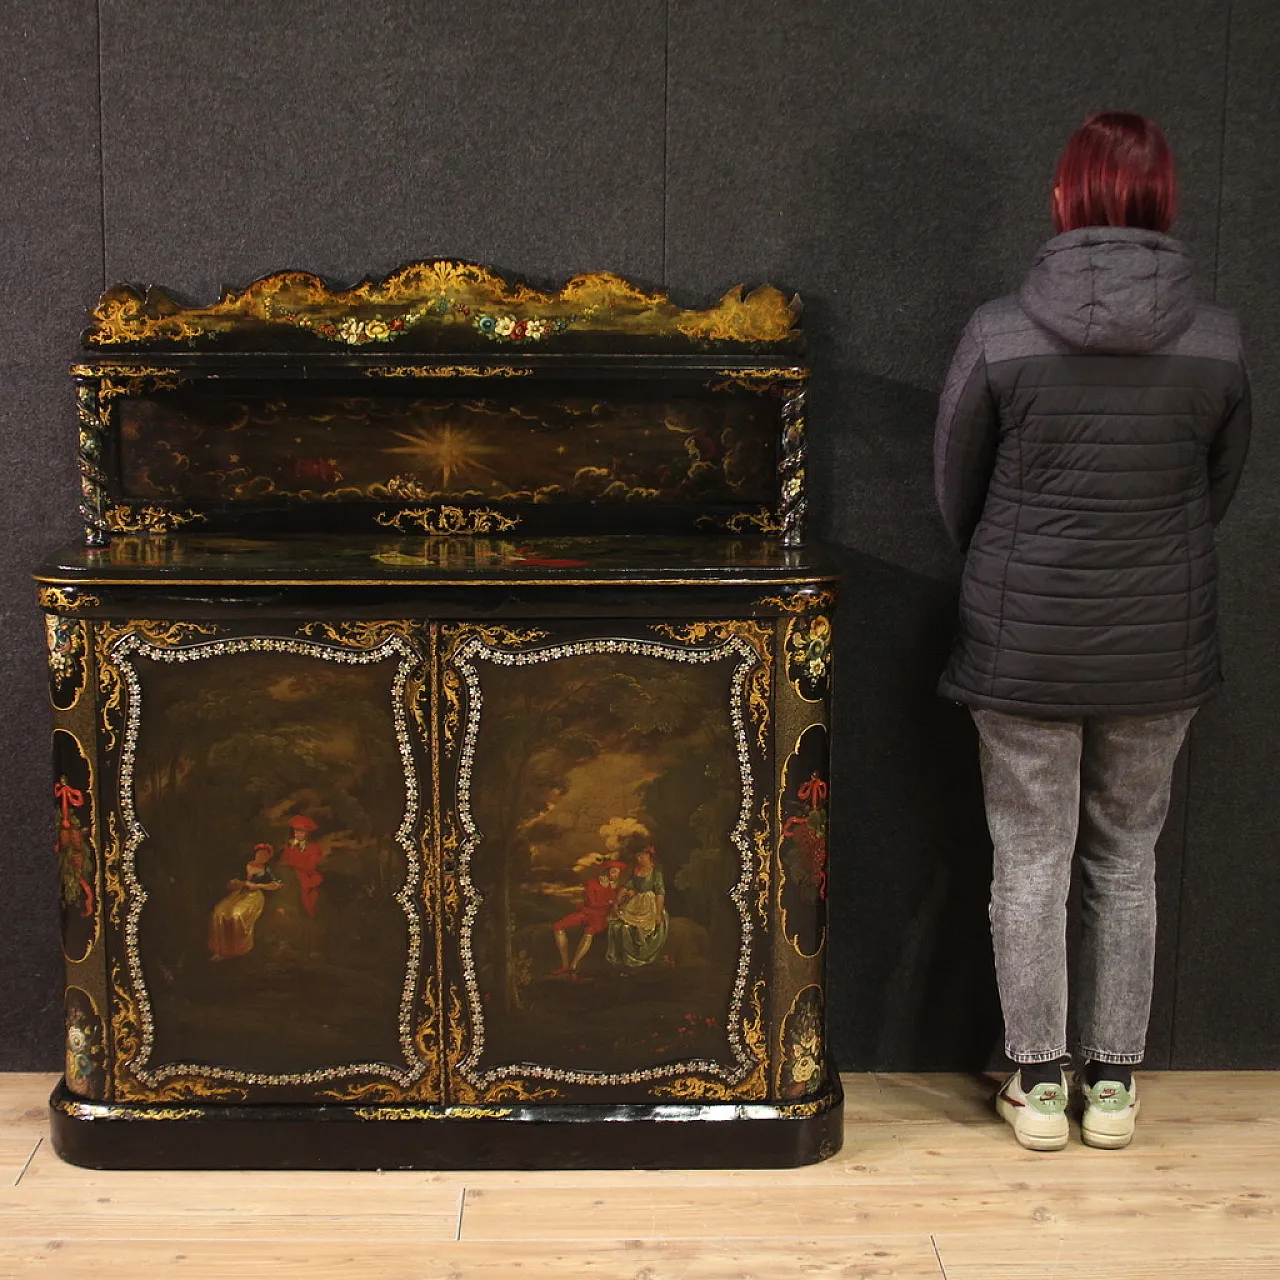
[972,708,1195,1066]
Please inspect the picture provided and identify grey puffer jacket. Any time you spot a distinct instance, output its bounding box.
[934,226,1251,717]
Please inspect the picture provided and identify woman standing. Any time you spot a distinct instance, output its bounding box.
[934,113,1251,1150]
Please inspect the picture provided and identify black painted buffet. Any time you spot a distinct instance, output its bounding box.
[37,264,840,1168]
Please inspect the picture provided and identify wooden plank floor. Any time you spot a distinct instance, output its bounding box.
[1,1072,1277,1278]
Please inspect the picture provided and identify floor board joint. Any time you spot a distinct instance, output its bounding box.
[13,1136,40,1187]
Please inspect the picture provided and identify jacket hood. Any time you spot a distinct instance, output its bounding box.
[1018,227,1196,353]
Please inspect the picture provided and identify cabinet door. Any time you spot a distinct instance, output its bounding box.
[95,620,443,1104]
[436,620,774,1104]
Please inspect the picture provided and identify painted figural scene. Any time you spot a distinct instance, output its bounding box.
[128,647,414,1081]
[461,642,756,1080]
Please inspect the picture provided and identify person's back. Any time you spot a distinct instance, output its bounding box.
[937,227,1249,715]
[934,112,1251,1153]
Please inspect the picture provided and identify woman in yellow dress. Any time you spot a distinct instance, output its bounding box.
[208,842,282,960]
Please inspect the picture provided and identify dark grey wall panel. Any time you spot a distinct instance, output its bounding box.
[666,0,1231,1069]
[0,3,103,1069]
[1176,0,1280,1068]
[5,0,1277,1074]
[100,0,667,296]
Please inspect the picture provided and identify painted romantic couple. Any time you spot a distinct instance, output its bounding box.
[551,818,669,980]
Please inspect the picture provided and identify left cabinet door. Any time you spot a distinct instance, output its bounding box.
[90,618,443,1105]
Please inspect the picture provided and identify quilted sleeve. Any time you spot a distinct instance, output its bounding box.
[934,310,1000,550]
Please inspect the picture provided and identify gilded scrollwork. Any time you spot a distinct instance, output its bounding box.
[86,262,801,349]
[374,506,521,535]
[705,367,808,394]
[351,1104,516,1120]
[103,812,126,932]
[104,505,208,534]
[754,796,772,928]
[364,365,534,378]
[297,620,422,650]
[96,374,188,408]
[97,621,224,751]
[698,508,785,535]
[483,1080,562,1103]
[649,621,772,755]
[650,1076,736,1102]
[38,586,102,612]
[756,589,836,615]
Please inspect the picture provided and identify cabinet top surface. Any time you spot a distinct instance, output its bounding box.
[35,534,837,588]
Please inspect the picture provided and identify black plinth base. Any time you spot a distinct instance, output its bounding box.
[50,1074,844,1170]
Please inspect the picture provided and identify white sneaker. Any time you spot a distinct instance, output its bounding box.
[1080,1075,1140,1149]
[995,1069,1069,1151]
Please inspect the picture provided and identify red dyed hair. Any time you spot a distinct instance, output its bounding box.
[1053,112,1178,233]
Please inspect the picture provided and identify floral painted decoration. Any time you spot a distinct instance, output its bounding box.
[787,614,832,696]
[65,1003,103,1098]
[46,615,83,682]
[473,314,571,343]
[281,312,417,345]
[783,994,824,1097]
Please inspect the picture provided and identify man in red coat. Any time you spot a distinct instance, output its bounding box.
[279,814,325,918]
[551,859,626,979]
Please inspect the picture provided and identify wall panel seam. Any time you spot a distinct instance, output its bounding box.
[662,0,670,287]
[96,0,107,291]
[1212,0,1234,303]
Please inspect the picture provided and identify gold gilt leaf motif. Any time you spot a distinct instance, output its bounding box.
[483,1080,562,1103]
[441,667,463,756]
[697,508,784,535]
[95,374,187,408]
[96,622,222,752]
[363,365,534,378]
[51,1098,206,1121]
[649,620,772,755]
[441,811,462,928]
[86,262,801,348]
[113,950,249,1103]
[103,812,126,932]
[108,957,143,1097]
[447,985,479,1103]
[375,506,521,535]
[297,620,419,650]
[440,624,548,754]
[104,505,208,534]
[754,796,772,928]
[651,1076,735,1102]
[756,589,837,615]
[736,978,770,1100]
[38,586,102,612]
[317,1080,401,1104]
[705,367,809,394]
[351,1105,516,1121]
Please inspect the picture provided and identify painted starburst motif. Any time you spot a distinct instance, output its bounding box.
[384,425,504,490]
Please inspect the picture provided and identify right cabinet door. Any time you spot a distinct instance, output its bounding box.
[435,619,776,1105]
